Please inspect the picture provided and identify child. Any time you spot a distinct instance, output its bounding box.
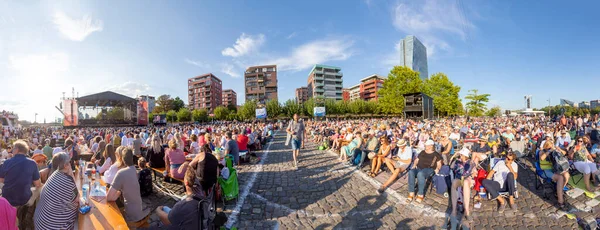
[137,157,153,197]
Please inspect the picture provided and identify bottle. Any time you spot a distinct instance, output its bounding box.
[91,165,96,181]
[82,182,89,204]
[479,186,487,199]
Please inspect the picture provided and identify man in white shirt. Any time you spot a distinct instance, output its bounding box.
[556,130,571,149]
[449,128,461,142]
[481,152,518,213]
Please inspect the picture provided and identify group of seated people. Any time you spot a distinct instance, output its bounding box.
[0,121,278,229]
[304,117,600,223]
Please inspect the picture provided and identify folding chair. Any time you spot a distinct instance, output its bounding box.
[568,160,584,185]
[218,155,239,209]
[533,150,569,199]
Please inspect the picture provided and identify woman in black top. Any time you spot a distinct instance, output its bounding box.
[146,135,165,168]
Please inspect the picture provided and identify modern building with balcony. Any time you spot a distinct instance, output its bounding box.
[222,89,237,107]
[359,74,386,101]
[591,100,600,109]
[307,64,343,100]
[188,73,222,111]
[295,87,309,104]
[342,89,350,101]
[399,35,429,79]
[348,84,361,101]
[245,65,278,104]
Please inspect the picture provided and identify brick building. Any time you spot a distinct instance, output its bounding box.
[245,65,278,104]
[222,89,237,107]
[188,73,222,111]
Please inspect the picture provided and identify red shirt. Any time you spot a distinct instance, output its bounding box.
[237,135,249,151]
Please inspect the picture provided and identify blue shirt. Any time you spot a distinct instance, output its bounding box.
[0,154,40,206]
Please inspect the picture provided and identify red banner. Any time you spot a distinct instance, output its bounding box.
[137,100,148,125]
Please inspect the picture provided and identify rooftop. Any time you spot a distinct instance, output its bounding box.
[309,64,341,74]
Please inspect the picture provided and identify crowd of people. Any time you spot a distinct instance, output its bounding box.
[297,114,600,224]
[0,121,277,229]
[2,113,600,228]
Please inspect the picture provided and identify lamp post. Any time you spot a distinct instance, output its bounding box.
[35,113,38,123]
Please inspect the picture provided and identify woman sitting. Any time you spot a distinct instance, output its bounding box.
[539,141,570,210]
[369,137,391,177]
[34,153,78,229]
[450,148,476,221]
[93,144,115,175]
[165,139,189,180]
[147,134,166,169]
[104,146,126,185]
[340,131,363,162]
[569,136,598,192]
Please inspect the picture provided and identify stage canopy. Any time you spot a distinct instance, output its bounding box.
[76,91,137,107]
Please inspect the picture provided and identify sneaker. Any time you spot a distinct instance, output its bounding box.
[498,202,507,213]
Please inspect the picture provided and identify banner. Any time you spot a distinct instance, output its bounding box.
[314,107,326,117]
[152,114,167,125]
[63,99,79,126]
[137,100,148,125]
[255,108,267,119]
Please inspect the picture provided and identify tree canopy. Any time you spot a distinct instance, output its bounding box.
[423,73,463,116]
[485,106,501,117]
[378,66,423,114]
[465,89,490,117]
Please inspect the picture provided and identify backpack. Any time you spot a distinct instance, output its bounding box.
[192,188,216,230]
[550,150,569,173]
[433,165,451,195]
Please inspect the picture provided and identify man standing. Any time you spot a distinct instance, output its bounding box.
[287,114,305,168]
[0,140,42,229]
[224,132,240,166]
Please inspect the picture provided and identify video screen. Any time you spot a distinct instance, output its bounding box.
[153,114,167,125]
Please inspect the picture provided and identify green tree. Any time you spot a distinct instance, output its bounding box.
[154,95,174,113]
[166,110,177,122]
[423,73,463,116]
[148,112,154,123]
[266,99,282,119]
[303,98,315,118]
[378,66,423,114]
[226,104,238,112]
[173,97,186,112]
[176,108,192,122]
[192,109,208,122]
[464,89,490,117]
[486,106,501,117]
[213,106,229,120]
[237,100,257,121]
[282,99,304,117]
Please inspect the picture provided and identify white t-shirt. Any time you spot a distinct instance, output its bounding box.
[397,146,413,161]
[190,142,199,154]
[449,133,460,141]
[492,160,518,187]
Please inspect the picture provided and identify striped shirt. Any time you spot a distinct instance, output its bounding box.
[34,171,78,230]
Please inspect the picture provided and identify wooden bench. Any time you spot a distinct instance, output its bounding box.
[150,167,184,183]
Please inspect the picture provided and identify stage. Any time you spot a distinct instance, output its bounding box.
[62,91,149,128]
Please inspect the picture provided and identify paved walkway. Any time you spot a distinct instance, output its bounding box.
[145,133,588,229]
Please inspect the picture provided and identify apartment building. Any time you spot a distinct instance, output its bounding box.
[295,87,309,104]
[188,73,222,111]
[307,64,343,100]
[348,84,361,101]
[359,74,386,101]
[245,65,278,104]
[222,89,237,107]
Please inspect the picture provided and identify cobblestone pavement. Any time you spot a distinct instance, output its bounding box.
[144,133,588,229]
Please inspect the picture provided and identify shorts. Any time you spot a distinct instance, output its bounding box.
[542,169,554,179]
[292,139,302,150]
[394,161,410,170]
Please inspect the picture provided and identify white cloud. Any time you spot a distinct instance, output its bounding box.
[221,33,265,57]
[392,0,474,56]
[184,58,210,68]
[53,11,103,41]
[221,64,241,78]
[286,32,297,39]
[106,81,151,98]
[268,38,354,71]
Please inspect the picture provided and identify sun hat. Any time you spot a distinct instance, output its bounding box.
[425,140,434,146]
[397,139,407,147]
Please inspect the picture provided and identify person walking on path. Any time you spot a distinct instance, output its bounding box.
[287,114,305,169]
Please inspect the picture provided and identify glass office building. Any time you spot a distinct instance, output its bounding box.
[399,35,429,80]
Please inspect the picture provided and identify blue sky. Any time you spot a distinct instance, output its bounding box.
[1,0,599,122]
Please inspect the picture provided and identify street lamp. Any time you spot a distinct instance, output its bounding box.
[35,113,38,123]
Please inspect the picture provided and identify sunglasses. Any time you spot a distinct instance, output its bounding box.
[577,140,584,143]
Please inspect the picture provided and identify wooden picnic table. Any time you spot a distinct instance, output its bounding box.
[74,168,128,230]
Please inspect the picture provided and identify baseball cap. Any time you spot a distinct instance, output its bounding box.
[425,140,434,146]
